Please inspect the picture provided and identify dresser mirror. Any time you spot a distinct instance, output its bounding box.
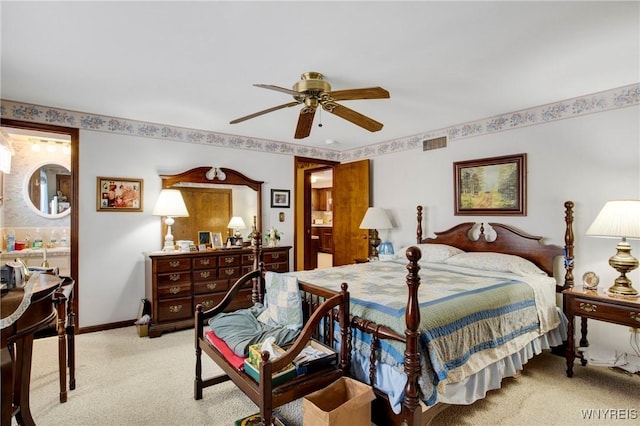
[23,161,72,219]
[159,167,263,246]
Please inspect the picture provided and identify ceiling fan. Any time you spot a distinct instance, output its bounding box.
[229,72,390,139]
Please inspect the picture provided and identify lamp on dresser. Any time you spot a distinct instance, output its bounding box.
[359,207,392,260]
[227,216,247,246]
[152,189,189,252]
[586,199,640,297]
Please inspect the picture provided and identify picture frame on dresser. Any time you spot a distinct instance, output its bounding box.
[453,153,527,216]
[211,232,223,248]
[96,176,143,212]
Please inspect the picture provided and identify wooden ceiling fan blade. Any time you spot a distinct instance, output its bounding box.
[322,102,384,132]
[294,107,316,139]
[327,87,390,101]
[229,101,300,124]
[254,84,301,97]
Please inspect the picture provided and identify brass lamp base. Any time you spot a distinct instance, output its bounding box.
[606,239,638,297]
[369,229,381,260]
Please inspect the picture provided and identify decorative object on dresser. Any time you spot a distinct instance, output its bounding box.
[586,199,640,297]
[563,286,640,377]
[144,245,291,337]
[227,216,246,246]
[453,153,527,216]
[152,189,190,252]
[359,207,392,260]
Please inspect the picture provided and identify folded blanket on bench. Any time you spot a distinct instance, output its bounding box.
[209,304,300,357]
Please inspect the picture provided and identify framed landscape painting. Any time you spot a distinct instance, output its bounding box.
[453,153,526,216]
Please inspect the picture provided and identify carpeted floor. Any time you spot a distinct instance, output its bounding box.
[14,327,639,425]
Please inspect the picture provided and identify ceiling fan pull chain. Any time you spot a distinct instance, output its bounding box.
[318,107,323,128]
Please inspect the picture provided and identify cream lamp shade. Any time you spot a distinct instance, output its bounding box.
[586,200,640,297]
[227,216,247,238]
[359,207,392,260]
[152,189,189,252]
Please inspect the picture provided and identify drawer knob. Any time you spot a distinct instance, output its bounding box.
[206,283,217,290]
[579,302,597,313]
[271,253,280,259]
[224,269,234,276]
[169,274,181,282]
[632,312,640,323]
[169,260,181,268]
[224,257,234,264]
[200,271,210,279]
[202,300,214,309]
[169,305,182,313]
[271,264,280,270]
[199,259,210,265]
[170,286,181,294]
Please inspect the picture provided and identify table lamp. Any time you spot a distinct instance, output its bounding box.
[586,199,640,297]
[152,189,189,252]
[359,207,392,260]
[227,216,247,245]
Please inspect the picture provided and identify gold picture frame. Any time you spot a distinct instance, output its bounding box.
[453,153,526,216]
[96,176,143,212]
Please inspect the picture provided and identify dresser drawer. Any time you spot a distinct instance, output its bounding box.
[193,256,217,270]
[193,269,217,282]
[157,282,192,299]
[242,253,257,266]
[567,296,640,327]
[218,266,241,280]
[219,254,241,267]
[156,271,191,286]
[266,262,288,273]
[156,257,191,273]
[194,289,253,312]
[157,297,192,322]
[264,251,287,264]
[193,279,229,295]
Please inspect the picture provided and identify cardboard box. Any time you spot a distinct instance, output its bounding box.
[243,358,296,387]
[293,339,338,376]
[303,377,375,426]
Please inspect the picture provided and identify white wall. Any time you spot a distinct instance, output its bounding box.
[78,131,295,327]
[372,105,640,354]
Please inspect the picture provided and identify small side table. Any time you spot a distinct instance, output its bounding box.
[562,286,640,377]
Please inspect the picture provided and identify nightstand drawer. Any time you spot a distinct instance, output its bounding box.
[157,297,191,322]
[567,296,640,327]
[193,279,229,295]
[264,251,287,264]
[266,261,288,272]
[156,257,191,273]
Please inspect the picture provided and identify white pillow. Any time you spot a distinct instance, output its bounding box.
[257,272,303,330]
[444,252,545,276]
[396,244,464,264]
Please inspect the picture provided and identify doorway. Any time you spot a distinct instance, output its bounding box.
[1,119,79,326]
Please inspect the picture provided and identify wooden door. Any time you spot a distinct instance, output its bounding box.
[332,159,370,266]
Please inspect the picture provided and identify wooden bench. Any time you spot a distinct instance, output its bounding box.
[194,234,350,425]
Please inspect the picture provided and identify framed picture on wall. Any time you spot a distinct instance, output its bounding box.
[453,153,526,216]
[96,177,143,212]
[270,189,290,208]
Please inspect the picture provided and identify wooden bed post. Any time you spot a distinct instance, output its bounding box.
[251,231,265,305]
[403,246,422,426]
[563,201,575,290]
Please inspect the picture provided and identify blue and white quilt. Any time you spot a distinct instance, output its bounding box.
[288,258,560,413]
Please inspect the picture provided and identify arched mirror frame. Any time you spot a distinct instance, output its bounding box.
[159,166,263,243]
[23,160,72,219]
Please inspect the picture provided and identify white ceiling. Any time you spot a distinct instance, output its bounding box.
[1,1,638,151]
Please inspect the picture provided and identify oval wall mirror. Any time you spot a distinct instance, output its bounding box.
[23,161,72,219]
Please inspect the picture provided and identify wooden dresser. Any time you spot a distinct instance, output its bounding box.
[144,246,290,337]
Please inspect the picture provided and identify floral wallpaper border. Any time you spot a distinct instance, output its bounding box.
[1,83,638,162]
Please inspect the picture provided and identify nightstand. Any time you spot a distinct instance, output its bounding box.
[562,286,640,377]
